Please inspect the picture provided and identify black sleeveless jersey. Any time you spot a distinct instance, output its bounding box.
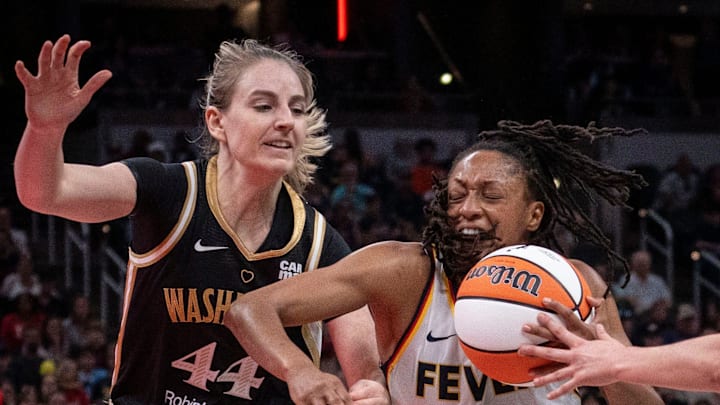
[110,156,350,404]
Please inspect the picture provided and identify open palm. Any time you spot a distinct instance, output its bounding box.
[15,34,112,131]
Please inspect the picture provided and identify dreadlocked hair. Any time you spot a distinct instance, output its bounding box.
[422,119,647,291]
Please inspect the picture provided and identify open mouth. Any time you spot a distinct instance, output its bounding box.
[265,140,292,149]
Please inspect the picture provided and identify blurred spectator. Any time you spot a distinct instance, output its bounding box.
[62,295,93,355]
[304,181,332,215]
[0,254,41,302]
[35,267,66,318]
[83,321,108,369]
[613,249,672,315]
[615,298,638,344]
[0,378,16,405]
[634,320,665,347]
[0,228,21,290]
[652,152,700,218]
[39,373,60,404]
[76,347,109,401]
[385,137,415,188]
[325,199,361,250]
[42,316,68,362]
[329,160,376,217]
[384,170,425,234]
[7,325,46,390]
[0,293,46,354]
[18,383,39,405]
[0,204,29,257]
[410,138,445,201]
[56,358,90,405]
[47,391,67,405]
[693,163,720,255]
[663,302,701,344]
[633,299,673,346]
[342,128,388,194]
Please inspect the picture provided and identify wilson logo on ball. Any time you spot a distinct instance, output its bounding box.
[465,264,542,297]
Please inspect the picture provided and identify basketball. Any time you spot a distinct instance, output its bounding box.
[454,244,594,386]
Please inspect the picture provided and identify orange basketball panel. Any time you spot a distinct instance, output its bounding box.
[459,256,577,309]
[459,340,551,386]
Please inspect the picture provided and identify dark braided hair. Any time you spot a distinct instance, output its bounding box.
[422,119,647,290]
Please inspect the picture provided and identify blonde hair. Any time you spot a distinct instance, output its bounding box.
[198,39,330,194]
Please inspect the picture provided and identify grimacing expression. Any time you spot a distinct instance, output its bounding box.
[446,149,544,259]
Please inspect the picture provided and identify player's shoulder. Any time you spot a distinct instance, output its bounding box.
[568,258,607,297]
[353,241,429,273]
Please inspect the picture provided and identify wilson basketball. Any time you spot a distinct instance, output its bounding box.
[454,244,594,386]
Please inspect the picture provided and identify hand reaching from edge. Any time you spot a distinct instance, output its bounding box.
[518,312,626,400]
[15,34,112,132]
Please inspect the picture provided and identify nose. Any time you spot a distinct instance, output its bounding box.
[273,106,295,131]
[458,194,483,219]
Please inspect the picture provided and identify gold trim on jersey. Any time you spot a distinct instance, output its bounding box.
[111,261,139,388]
[114,161,197,390]
[301,213,327,367]
[305,213,326,274]
[129,161,198,267]
[206,156,306,260]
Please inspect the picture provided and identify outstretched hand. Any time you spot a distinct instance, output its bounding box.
[518,312,626,400]
[15,34,112,131]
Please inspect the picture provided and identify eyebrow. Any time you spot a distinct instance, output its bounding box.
[248,89,306,104]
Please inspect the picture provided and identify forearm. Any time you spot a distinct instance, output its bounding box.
[616,338,720,392]
[329,306,384,386]
[599,379,662,405]
[14,123,68,213]
[224,297,316,381]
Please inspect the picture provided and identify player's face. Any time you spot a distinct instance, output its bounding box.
[446,150,544,256]
[207,59,308,178]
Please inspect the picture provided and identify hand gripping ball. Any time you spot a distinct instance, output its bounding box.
[454,244,594,386]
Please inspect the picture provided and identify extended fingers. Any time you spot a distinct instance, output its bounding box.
[14,61,33,87]
[35,40,54,78]
[66,39,92,76]
[536,312,586,347]
[518,343,569,364]
[50,35,71,70]
[546,377,580,400]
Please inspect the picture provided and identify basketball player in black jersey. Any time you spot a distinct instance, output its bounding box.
[14,35,389,404]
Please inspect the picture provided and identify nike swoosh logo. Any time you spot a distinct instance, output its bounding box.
[426,331,457,342]
[194,239,229,252]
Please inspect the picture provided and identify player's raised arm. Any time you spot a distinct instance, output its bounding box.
[14,34,136,223]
